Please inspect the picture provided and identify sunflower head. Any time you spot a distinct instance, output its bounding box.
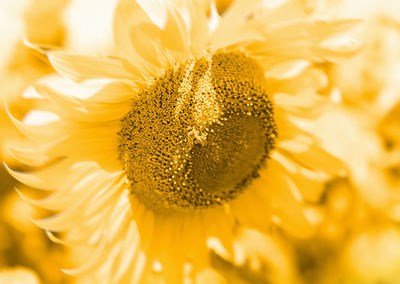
[119,51,277,211]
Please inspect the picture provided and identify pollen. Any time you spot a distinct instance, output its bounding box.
[118,52,277,211]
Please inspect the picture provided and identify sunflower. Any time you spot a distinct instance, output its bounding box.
[6,0,359,282]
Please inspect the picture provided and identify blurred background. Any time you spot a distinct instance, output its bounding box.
[0,0,400,283]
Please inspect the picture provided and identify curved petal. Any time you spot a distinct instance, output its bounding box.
[48,52,140,82]
[210,0,265,50]
[255,159,315,238]
[113,0,166,75]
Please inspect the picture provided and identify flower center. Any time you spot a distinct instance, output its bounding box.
[118,52,277,211]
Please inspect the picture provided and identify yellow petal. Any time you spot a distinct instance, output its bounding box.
[187,1,209,56]
[113,0,163,75]
[162,5,188,54]
[47,52,139,82]
[210,0,265,50]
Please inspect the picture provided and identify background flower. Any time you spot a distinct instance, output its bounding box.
[294,0,400,283]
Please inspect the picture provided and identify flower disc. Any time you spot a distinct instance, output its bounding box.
[118,52,277,211]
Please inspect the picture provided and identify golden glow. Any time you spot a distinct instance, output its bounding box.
[1,0,400,283]
[0,267,40,284]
